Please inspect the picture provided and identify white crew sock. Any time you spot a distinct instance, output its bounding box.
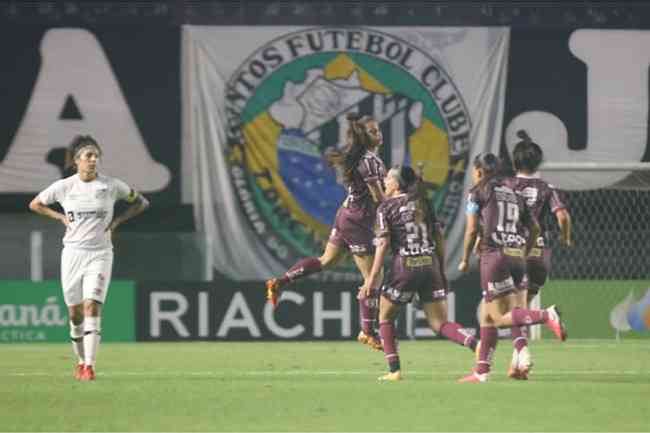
[70,321,85,364]
[83,316,102,368]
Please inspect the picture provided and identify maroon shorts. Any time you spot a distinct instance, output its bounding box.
[521,247,551,297]
[381,255,447,305]
[328,206,375,255]
[480,248,525,302]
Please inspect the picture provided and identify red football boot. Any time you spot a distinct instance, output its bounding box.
[458,371,488,383]
[79,365,96,381]
[265,278,282,307]
[74,363,85,380]
[545,305,568,341]
[357,330,383,351]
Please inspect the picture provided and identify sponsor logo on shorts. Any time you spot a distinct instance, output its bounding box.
[349,244,368,254]
[384,286,412,303]
[487,276,515,294]
[432,289,446,299]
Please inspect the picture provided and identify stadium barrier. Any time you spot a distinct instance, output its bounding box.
[542,280,650,340]
[135,280,469,341]
[0,280,135,342]
[3,279,648,342]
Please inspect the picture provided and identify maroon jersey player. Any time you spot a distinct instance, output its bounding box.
[457,152,567,384]
[506,130,573,380]
[266,112,386,350]
[360,165,478,381]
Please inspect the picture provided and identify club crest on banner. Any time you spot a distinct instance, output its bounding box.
[224,28,471,277]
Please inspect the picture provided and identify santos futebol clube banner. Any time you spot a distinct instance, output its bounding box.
[183,26,509,281]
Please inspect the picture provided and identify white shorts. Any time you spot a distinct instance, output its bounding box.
[61,247,114,306]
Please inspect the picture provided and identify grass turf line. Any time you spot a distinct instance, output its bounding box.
[0,340,648,432]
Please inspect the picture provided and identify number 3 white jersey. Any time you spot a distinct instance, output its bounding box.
[37,173,136,250]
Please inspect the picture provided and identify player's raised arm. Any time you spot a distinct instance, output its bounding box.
[459,212,479,273]
[555,208,573,247]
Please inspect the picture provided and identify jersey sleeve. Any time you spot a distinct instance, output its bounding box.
[113,178,138,203]
[465,188,481,215]
[37,180,65,205]
[548,184,567,213]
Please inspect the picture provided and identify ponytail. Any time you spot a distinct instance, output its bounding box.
[512,129,544,173]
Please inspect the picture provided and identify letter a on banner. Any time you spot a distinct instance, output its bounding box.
[0,28,169,192]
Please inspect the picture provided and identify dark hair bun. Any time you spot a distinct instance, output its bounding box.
[516,129,532,143]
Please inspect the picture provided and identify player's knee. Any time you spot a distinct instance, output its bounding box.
[69,321,84,340]
[379,306,397,322]
[493,315,509,328]
[83,299,101,316]
[318,254,335,268]
[68,308,84,325]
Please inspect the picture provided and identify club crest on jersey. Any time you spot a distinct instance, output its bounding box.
[225,27,471,280]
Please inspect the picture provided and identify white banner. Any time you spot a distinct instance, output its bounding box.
[182,26,509,281]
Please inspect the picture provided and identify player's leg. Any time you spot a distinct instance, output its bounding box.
[79,250,113,381]
[459,299,498,383]
[459,251,510,383]
[508,287,530,380]
[419,265,478,352]
[514,251,550,378]
[353,253,382,351]
[377,295,402,381]
[495,296,565,341]
[80,300,102,381]
[68,304,85,379]
[486,255,566,341]
[421,299,477,352]
[61,247,85,380]
[266,242,343,305]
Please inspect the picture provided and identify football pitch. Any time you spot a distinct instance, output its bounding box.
[1,340,648,432]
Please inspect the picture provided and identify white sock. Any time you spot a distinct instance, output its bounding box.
[70,321,85,364]
[83,316,102,368]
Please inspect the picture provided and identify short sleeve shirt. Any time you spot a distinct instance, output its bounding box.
[38,174,136,250]
[466,176,533,252]
[376,194,436,257]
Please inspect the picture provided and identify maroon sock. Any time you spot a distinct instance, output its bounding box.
[379,320,400,372]
[358,289,379,335]
[511,325,528,352]
[476,327,498,375]
[511,307,548,326]
[439,322,478,352]
[279,257,322,285]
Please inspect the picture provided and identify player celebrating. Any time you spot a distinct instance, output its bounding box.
[29,135,149,381]
[360,165,479,381]
[266,112,386,351]
[507,130,573,379]
[457,152,567,384]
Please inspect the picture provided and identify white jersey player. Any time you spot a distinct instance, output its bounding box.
[29,135,149,381]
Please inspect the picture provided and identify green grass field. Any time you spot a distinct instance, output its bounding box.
[1,340,649,432]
